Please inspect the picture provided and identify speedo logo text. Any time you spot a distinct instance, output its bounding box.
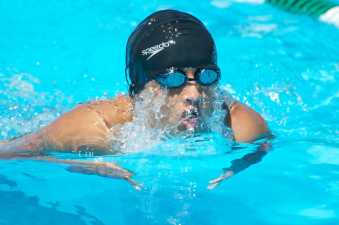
[141,40,176,60]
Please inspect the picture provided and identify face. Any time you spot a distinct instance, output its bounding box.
[139,68,217,132]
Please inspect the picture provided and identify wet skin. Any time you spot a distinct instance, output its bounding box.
[0,68,270,189]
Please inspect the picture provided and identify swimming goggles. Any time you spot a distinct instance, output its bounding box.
[151,65,220,89]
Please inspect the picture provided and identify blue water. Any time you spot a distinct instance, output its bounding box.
[0,0,338,225]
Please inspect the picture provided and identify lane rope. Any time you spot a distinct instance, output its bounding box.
[266,0,339,27]
[233,0,339,28]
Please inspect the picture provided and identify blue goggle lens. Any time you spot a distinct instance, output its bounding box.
[156,72,186,88]
[154,68,219,88]
[198,69,219,85]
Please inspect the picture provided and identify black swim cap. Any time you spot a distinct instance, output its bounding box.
[125,9,217,96]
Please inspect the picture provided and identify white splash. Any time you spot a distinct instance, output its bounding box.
[211,0,230,9]
[7,73,40,98]
[0,72,73,140]
[234,0,264,4]
[108,86,232,153]
[319,6,339,28]
[109,87,171,153]
[238,23,277,38]
[299,205,336,219]
[267,91,280,104]
[308,145,339,165]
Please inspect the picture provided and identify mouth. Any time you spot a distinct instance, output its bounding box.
[181,117,198,130]
[180,108,199,130]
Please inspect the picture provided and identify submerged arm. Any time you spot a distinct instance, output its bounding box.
[1,136,140,189]
[34,157,141,190]
[208,141,271,189]
[0,140,140,190]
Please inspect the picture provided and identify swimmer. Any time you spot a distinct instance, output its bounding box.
[0,10,271,189]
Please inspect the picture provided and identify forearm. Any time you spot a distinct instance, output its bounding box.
[0,132,45,159]
[0,153,140,189]
[227,143,269,174]
[208,141,271,189]
[32,156,140,189]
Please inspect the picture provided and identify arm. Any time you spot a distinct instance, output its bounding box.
[229,102,270,143]
[35,157,141,190]
[0,152,141,190]
[0,96,139,189]
[0,137,140,189]
[207,101,272,189]
[1,136,140,189]
[208,141,271,189]
[0,132,44,158]
[42,95,133,151]
[0,95,133,155]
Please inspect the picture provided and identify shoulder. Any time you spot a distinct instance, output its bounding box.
[82,95,134,127]
[41,95,134,151]
[229,102,270,142]
[53,95,134,128]
[85,95,133,110]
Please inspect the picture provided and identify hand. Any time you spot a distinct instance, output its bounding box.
[66,161,142,191]
[207,170,234,190]
[32,157,142,191]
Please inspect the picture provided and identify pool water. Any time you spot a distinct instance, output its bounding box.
[0,0,338,225]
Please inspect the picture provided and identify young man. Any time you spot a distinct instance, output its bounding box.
[0,10,270,189]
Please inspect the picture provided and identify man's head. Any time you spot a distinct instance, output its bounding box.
[125,10,220,131]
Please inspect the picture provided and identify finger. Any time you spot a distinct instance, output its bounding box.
[207,174,229,190]
[207,181,220,190]
[207,177,225,190]
[208,176,224,184]
[125,177,143,191]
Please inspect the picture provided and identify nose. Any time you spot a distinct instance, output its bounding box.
[181,70,201,105]
[183,87,201,107]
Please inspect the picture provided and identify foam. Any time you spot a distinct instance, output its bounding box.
[308,145,339,165]
[320,6,339,28]
[210,0,230,9]
[108,86,232,153]
[299,206,336,219]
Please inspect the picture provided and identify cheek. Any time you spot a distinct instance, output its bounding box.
[163,96,185,117]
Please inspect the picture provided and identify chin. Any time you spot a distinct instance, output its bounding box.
[164,109,206,133]
[177,118,204,134]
